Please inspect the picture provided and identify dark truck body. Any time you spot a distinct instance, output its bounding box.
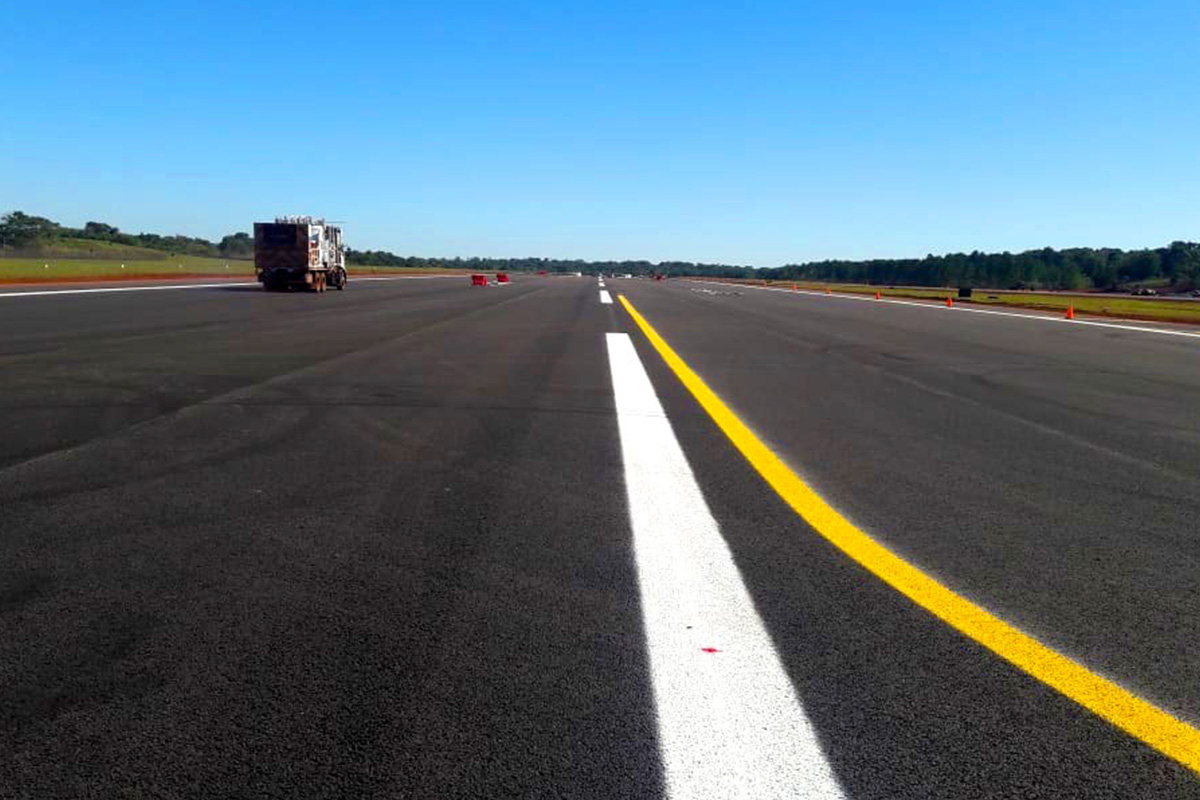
[254,218,346,292]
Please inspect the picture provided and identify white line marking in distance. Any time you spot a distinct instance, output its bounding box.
[725,282,1200,340]
[0,282,259,298]
[600,290,613,304]
[606,331,845,800]
[351,275,461,282]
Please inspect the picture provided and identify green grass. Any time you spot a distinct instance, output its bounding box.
[5,237,193,260]
[966,290,1200,323]
[0,255,253,281]
[717,279,1200,325]
[40,238,175,260]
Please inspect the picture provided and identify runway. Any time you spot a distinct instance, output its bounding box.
[2,273,1198,797]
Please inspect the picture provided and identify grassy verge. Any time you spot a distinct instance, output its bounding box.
[709,279,1200,325]
[4,237,188,261]
[35,238,178,260]
[952,290,1200,323]
[0,256,253,281]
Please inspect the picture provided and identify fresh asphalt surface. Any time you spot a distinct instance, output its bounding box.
[1,274,1198,798]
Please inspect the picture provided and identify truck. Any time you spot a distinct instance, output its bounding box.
[254,217,347,292]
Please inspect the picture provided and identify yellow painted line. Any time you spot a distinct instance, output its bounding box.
[617,293,1200,774]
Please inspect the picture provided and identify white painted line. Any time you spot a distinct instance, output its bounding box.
[0,281,259,299]
[599,290,613,304]
[0,274,459,299]
[606,332,845,800]
[718,282,1200,340]
[351,275,462,282]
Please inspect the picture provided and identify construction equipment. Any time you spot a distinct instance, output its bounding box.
[254,217,346,292]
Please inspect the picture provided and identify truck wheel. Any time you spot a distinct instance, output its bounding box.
[335,269,346,290]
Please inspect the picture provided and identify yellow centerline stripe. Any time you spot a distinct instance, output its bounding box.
[618,293,1200,774]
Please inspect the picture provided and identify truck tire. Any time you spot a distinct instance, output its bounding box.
[334,269,347,290]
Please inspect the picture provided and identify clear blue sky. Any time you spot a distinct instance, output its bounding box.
[2,1,1197,266]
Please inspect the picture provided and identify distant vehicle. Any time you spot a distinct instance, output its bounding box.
[1130,287,1157,296]
[623,273,633,279]
[254,217,346,292]
[496,273,510,283]
[470,274,488,286]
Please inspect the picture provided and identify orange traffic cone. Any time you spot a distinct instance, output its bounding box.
[946,296,955,308]
[1065,305,1075,320]
[875,291,881,300]
[825,287,832,295]
[793,283,798,291]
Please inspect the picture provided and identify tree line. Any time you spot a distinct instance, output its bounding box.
[0,211,254,259]
[344,248,756,278]
[5,210,1197,290]
[761,243,1200,291]
[1,211,753,276]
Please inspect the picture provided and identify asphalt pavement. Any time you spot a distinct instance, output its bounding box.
[2,274,1199,798]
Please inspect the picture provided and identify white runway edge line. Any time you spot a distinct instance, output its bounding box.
[0,274,460,300]
[606,332,845,800]
[719,281,1200,340]
[352,275,461,282]
[600,290,613,304]
[0,281,259,298]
